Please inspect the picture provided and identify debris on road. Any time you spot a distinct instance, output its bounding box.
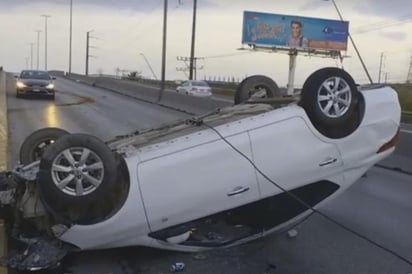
[169,262,185,273]
[287,229,298,239]
[192,253,207,260]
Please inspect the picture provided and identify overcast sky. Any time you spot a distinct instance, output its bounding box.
[0,0,411,85]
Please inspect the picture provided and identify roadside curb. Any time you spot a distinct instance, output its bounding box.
[0,70,9,274]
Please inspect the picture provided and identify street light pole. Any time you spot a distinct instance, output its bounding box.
[41,15,51,71]
[158,0,168,102]
[29,43,35,70]
[140,53,158,80]
[325,0,373,84]
[35,30,41,70]
[189,0,197,80]
[69,0,73,75]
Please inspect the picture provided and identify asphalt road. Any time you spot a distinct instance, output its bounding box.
[6,78,412,274]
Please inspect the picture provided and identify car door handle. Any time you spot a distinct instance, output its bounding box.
[227,186,250,197]
[319,157,338,167]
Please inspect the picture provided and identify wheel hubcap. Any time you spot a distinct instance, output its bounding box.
[317,77,352,118]
[51,147,104,197]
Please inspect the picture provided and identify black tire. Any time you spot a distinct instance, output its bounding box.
[20,128,70,165]
[300,68,358,128]
[16,92,22,99]
[38,134,117,209]
[234,75,281,105]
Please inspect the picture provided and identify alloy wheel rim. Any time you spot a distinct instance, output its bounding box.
[317,77,352,118]
[51,147,104,197]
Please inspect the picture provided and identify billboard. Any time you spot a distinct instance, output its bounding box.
[242,11,349,51]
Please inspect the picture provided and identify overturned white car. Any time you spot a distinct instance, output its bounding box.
[0,68,401,271]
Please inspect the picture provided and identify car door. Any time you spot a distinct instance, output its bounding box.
[248,116,343,199]
[137,132,260,233]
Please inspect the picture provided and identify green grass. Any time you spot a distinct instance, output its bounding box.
[391,83,412,112]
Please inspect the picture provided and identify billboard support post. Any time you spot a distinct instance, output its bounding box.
[287,50,298,96]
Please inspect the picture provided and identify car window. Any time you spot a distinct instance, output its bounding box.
[20,71,51,80]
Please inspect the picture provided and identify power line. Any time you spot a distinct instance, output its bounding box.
[352,16,412,34]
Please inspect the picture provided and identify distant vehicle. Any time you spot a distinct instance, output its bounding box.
[15,70,56,100]
[176,80,212,97]
[0,68,401,271]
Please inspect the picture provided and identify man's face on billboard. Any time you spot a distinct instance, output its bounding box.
[292,23,302,38]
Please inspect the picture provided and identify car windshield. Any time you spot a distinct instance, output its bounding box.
[20,71,50,80]
[192,81,209,87]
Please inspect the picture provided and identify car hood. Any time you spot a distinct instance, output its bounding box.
[19,79,52,86]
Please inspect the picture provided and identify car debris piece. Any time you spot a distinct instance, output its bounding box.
[169,262,185,273]
[1,238,69,271]
[287,229,298,239]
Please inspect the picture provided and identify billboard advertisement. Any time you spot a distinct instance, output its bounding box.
[242,11,349,51]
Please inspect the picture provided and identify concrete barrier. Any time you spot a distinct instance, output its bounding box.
[0,71,8,171]
[0,70,8,274]
[65,74,232,115]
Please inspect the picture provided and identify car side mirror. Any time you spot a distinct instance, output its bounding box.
[52,77,56,80]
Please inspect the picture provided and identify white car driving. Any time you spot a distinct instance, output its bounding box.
[176,80,212,97]
[0,68,401,271]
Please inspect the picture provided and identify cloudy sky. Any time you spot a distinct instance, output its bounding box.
[0,0,411,85]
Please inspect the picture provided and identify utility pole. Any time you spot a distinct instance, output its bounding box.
[407,52,412,84]
[378,52,385,84]
[29,43,35,69]
[177,56,204,80]
[85,30,97,76]
[189,0,197,80]
[158,0,168,102]
[41,15,51,71]
[69,0,73,75]
[35,30,41,70]
[25,57,29,69]
[325,0,373,84]
[85,30,93,76]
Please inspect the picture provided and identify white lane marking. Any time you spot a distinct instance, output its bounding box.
[401,129,412,134]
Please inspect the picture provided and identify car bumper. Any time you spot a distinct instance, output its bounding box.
[17,87,54,95]
[192,92,212,97]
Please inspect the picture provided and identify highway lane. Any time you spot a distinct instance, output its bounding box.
[6,79,412,274]
[6,77,188,164]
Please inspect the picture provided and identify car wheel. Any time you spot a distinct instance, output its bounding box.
[38,134,117,209]
[234,75,281,105]
[20,128,70,165]
[16,92,22,99]
[300,68,359,128]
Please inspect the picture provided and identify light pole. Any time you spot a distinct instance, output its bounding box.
[189,0,197,80]
[29,43,35,69]
[35,30,41,70]
[41,15,51,71]
[158,0,167,102]
[140,53,158,80]
[69,0,73,75]
[323,0,373,84]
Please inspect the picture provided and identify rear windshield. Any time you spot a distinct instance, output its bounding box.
[192,81,209,87]
[20,71,50,80]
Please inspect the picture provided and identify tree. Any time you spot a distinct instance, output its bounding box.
[127,71,142,81]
